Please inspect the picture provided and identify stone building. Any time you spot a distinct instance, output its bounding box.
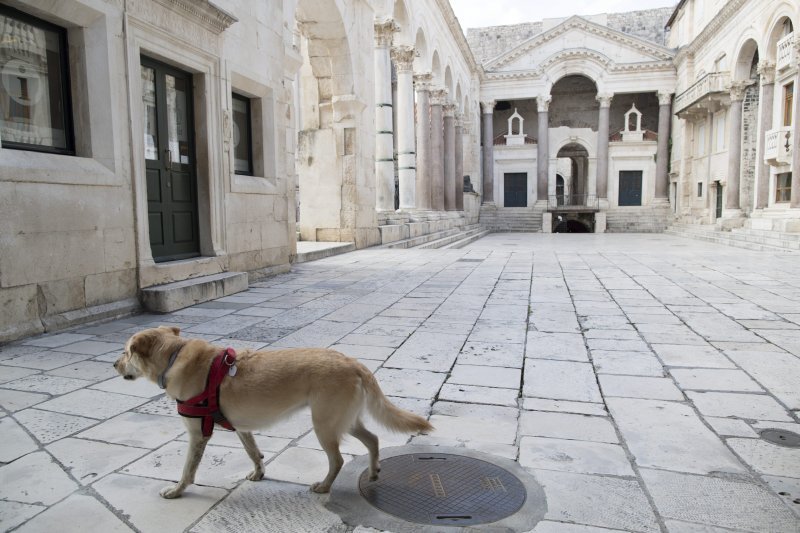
[1,0,799,342]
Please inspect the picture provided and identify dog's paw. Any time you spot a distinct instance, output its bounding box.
[159,485,184,499]
[310,482,331,494]
[246,468,264,481]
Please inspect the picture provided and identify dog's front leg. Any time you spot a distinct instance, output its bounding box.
[160,424,210,499]
[236,431,265,481]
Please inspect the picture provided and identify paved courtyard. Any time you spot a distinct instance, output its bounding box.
[1,233,800,532]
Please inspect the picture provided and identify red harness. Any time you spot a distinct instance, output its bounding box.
[176,348,237,437]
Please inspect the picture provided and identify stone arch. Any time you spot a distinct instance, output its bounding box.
[542,51,609,95]
[455,83,463,112]
[765,10,797,62]
[392,0,413,46]
[444,65,453,96]
[556,142,591,200]
[549,74,600,131]
[431,50,442,86]
[413,28,428,71]
[733,36,760,82]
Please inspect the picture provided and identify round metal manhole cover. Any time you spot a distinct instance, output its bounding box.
[358,453,527,527]
[760,429,800,448]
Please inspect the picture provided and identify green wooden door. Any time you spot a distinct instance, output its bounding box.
[141,57,199,262]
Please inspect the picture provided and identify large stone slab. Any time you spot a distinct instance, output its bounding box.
[0,452,77,505]
[519,437,634,476]
[725,350,800,410]
[13,494,132,533]
[519,411,618,443]
[383,331,466,372]
[598,375,684,401]
[526,331,588,362]
[686,391,793,422]
[670,368,763,392]
[727,438,800,478]
[47,437,149,485]
[523,360,602,403]
[606,398,746,475]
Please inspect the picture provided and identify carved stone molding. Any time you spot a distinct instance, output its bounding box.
[481,100,496,114]
[728,82,748,102]
[153,0,237,34]
[413,72,433,91]
[430,89,448,106]
[757,60,776,85]
[674,0,748,64]
[391,45,415,72]
[443,104,456,117]
[374,19,398,48]
[537,95,552,113]
[657,92,673,106]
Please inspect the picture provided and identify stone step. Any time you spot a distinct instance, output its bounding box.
[141,271,249,313]
[295,242,356,263]
[442,229,493,249]
[382,227,463,249]
[417,226,486,249]
[665,228,799,253]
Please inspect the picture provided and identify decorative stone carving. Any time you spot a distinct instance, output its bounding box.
[657,92,673,106]
[391,46,415,72]
[374,19,398,47]
[622,103,644,142]
[728,82,748,102]
[757,60,776,85]
[430,89,448,106]
[596,93,613,107]
[537,96,551,113]
[443,103,456,117]
[504,108,527,145]
[413,72,433,90]
[153,0,238,34]
[480,100,496,114]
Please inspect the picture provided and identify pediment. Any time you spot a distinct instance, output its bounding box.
[485,16,674,73]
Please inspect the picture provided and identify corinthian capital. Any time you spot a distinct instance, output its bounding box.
[480,100,496,114]
[657,92,673,106]
[413,72,432,91]
[537,95,551,113]
[757,60,776,85]
[596,93,613,108]
[728,82,748,102]
[374,19,398,47]
[391,45,415,72]
[430,88,448,106]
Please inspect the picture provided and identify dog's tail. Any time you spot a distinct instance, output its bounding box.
[361,369,434,434]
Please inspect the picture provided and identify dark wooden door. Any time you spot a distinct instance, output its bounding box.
[715,181,723,218]
[142,57,199,263]
[618,171,642,206]
[504,173,527,207]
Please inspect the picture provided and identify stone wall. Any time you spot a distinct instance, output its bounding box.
[740,83,760,214]
[467,7,673,65]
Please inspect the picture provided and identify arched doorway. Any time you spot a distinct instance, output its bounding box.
[556,143,589,206]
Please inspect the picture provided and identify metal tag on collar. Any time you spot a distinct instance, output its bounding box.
[223,348,237,377]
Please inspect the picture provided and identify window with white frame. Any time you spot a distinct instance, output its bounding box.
[0,5,74,154]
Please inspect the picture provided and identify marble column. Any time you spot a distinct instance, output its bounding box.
[537,96,550,202]
[481,100,495,204]
[656,92,673,200]
[430,89,447,211]
[756,61,775,209]
[726,83,746,211]
[414,73,433,210]
[392,46,416,211]
[444,103,457,211]
[596,93,613,200]
[374,20,397,212]
[455,114,465,210]
[792,52,800,208]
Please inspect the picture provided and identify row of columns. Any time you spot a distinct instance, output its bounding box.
[373,22,466,214]
[479,92,673,204]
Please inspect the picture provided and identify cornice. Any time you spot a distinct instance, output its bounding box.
[486,16,674,71]
[675,0,748,65]
[152,0,237,34]
[433,0,484,80]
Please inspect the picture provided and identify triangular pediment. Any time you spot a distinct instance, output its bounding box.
[484,16,674,73]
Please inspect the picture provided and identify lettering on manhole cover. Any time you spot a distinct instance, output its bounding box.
[358,453,527,526]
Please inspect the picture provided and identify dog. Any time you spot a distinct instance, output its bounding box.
[113,326,433,498]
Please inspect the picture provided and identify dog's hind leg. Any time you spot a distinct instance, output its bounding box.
[236,431,265,481]
[349,419,380,481]
[160,426,210,499]
[311,431,344,494]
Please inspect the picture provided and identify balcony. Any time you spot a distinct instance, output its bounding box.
[674,72,730,116]
[765,127,793,166]
[777,33,795,72]
[548,194,599,212]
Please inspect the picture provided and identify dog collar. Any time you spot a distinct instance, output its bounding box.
[158,347,182,389]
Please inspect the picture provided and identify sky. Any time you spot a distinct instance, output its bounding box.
[449,0,677,30]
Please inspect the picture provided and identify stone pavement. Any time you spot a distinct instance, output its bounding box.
[2,233,800,532]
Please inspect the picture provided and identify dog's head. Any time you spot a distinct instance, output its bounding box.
[114,326,181,382]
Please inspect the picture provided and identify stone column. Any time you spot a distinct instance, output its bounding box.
[391,46,416,211]
[537,96,551,203]
[481,100,495,204]
[430,89,447,211]
[726,83,747,211]
[792,51,800,208]
[656,92,673,200]
[443,103,457,211]
[755,61,775,209]
[414,73,433,210]
[455,114,465,210]
[374,20,397,213]
[392,46,417,211]
[596,93,613,200]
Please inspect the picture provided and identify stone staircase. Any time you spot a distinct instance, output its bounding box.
[479,205,545,232]
[606,206,673,233]
[382,224,488,249]
[666,223,800,253]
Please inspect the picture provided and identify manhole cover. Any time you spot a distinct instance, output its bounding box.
[760,429,800,448]
[358,453,526,527]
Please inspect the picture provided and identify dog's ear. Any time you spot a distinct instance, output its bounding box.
[129,329,159,357]
[156,325,181,336]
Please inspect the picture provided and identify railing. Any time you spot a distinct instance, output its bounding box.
[777,33,795,71]
[765,127,793,166]
[674,72,730,114]
[548,194,599,211]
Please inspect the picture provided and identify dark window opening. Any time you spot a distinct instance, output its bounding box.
[232,92,253,175]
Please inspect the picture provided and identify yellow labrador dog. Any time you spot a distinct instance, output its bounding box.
[114,326,433,498]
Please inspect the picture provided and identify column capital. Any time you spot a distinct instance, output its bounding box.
[374,19,398,47]
[596,93,613,107]
[391,45,415,72]
[413,72,433,91]
[443,103,456,117]
[480,100,496,114]
[728,82,748,102]
[757,60,776,85]
[537,95,551,113]
[657,92,673,106]
[430,88,448,106]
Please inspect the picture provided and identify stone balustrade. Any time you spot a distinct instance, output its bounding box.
[764,126,794,166]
